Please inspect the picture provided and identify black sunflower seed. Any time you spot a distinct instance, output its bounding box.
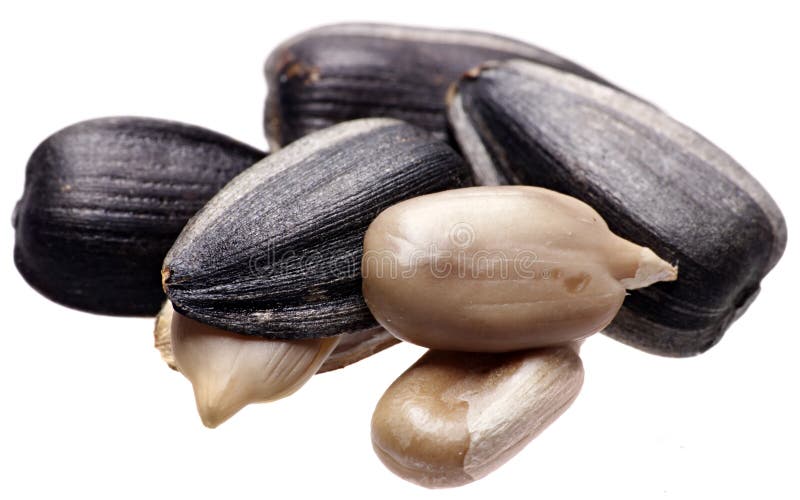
[13,117,265,316]
[447,60,786,356]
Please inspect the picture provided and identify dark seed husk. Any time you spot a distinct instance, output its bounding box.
[13,117,265,316]
[447,60,787,356]
[264,23,624,149]
[163,118,471,339]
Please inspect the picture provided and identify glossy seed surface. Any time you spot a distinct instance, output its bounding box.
[372,344,584,488]
[363,186,676,352]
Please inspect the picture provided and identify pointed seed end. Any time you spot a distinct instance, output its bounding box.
[620,247,678,290]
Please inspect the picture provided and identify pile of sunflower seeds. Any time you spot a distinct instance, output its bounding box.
[13,23,786,488]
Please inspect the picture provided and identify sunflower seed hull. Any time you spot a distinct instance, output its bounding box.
[448,60,787,356]
[264,23,624,148]
[13,117,265,316]
[163,118,471,339]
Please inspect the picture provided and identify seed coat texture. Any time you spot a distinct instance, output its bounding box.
[264,23,622,148]
[163,118,471,339]
[13,117,265,316]
[362,186,676,352]
[372,344,584,488]
[448,60,787,356]
[171,310,338,428]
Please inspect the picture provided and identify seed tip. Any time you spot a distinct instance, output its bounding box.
[620,247,678,290]
[193,382,243,429]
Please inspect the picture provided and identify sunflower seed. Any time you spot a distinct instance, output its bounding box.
[362,186,676,352]
[171,308,339,428]
[372,344,584,488]
[154,301,398,373]
[162,118,471,339]
[13,117,264,315]
[447,60,787,356]
[264,23,623,148]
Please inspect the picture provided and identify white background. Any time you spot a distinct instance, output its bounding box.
[1,1,798,499]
